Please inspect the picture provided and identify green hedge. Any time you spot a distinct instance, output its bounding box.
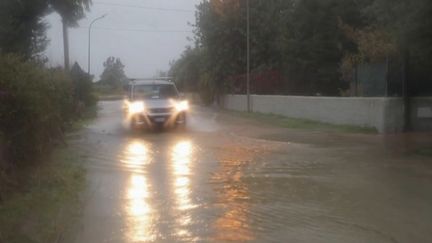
[0,55,92,172]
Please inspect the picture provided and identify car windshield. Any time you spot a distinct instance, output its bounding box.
[132,84,178,100]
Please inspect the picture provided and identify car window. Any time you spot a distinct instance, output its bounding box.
[133,84,178,100]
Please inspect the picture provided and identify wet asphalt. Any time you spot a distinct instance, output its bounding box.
[67,101,432,243]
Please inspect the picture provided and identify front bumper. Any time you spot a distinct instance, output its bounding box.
[131,111,186,128]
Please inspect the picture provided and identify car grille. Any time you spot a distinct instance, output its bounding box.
[149,107,173,114]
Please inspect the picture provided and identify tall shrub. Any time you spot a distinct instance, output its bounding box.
[0,54,74,169]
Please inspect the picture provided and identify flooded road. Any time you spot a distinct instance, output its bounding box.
[68,101,432,243]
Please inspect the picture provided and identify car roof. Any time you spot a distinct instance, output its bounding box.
[129,79,173,86]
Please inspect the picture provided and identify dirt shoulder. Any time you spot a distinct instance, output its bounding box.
[215,108,432,156]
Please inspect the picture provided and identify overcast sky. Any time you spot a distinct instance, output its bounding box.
[44,0,199,80]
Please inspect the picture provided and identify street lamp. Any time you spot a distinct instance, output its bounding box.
[88,14,107,75]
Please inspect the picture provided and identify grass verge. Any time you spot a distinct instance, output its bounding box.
[415,147,432,157]
[94,88,124,101]
[0,105,96,243]
[97,94,124,101]
[226,110,377,134]
[0,147,85,243]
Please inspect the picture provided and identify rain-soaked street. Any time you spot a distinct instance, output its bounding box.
[67,101,432,243]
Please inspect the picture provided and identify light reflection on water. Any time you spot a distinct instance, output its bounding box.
[122,140,155,242]
[172,141,194,210]
[171,140,197,240]
[127,175,150,215]
[120,141,150,173]
[213,147,254,241]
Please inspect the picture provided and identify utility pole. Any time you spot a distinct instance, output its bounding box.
[62,19,70,70]
[385,55,389,97]
[88,14,107,75]
[402,44,411,132]
[246,0,251,112]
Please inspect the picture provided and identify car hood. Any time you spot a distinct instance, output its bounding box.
[141,99,177,109]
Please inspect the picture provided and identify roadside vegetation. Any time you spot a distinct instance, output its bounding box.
[0,55,96,183]
[170,0,432,102]
[94,56,128,100]
[0,147,85,243]
[0,0,95,241]
[0,54,96,242]
[227,110,377,134]
[415,147,432,157]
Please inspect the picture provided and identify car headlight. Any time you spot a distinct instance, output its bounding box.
[129,101,145,114]
[175,100,189,112]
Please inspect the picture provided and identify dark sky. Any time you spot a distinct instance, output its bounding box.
[44,0,199,80]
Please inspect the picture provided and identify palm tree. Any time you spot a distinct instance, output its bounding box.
[49,0,91,70]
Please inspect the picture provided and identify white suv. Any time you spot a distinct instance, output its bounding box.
[124,79,188,129]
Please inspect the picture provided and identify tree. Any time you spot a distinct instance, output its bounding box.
[99,57,127,90]
[179,0,431,98]
[169,47,204,91]
[70,62,96,107]
[193,0,361,96]
[0,0,49,60]
[366,0,432,96]
[193,0,249,99]
[279,0,368,95]
[0,0,92,65]
[49,0,92,69]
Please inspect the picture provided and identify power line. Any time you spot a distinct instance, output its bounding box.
[93,2,194,13]
[78,26,193,33]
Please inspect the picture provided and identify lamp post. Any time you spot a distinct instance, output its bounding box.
[246,0,251,112]
[88,14,107,75]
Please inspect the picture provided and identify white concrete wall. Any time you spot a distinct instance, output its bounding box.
[411,97,432,131]
[223,95,406,133]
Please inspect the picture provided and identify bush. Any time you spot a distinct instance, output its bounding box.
[71,62,98,108]
[0,54,75,170]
